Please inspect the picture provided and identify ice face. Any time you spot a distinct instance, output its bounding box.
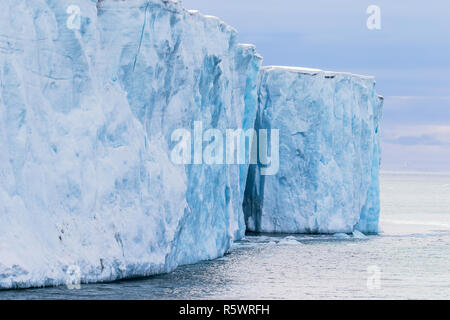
[0,0,382,290]
[0,0,261,288]
[243,67,383,234]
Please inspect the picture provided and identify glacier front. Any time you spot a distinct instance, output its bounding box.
[244,67,383,234]
[0,0,260,288]
[0,0,383,290]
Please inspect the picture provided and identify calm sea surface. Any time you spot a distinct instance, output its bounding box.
[1,172,449,299]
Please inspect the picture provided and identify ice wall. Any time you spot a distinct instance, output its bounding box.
[244,66,383,234]
[0,0,383,290]
[0,0,261,288]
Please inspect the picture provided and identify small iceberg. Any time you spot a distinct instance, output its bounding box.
[334,233,351,239]
[352,230,368,239]
[278,236,302,245]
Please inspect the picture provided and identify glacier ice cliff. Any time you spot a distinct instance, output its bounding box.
[244,67,383,234]
[0,0,260,288]
[0,0,382,289]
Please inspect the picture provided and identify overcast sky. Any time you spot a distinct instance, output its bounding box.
[182,0,450,172]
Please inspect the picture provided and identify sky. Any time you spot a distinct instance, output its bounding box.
[182,0,450,172]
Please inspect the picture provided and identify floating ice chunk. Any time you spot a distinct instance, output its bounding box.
[333,233,351,239]
[278,236,302,245]
[352,230,367,239]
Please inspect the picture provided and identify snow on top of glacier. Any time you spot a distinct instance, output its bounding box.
[239,43,257,49]
[262,66,375,80]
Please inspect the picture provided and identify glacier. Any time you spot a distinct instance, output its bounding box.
[0,0,382,289]
[244,67,383,234]
[0,0,260,288]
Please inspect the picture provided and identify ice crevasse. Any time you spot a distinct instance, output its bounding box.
[0,0,383,289]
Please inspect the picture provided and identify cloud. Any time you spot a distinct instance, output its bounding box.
[382,96,450,126]
[381,142,450,172]
[384,134,446,146]
[381,124,450,171]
